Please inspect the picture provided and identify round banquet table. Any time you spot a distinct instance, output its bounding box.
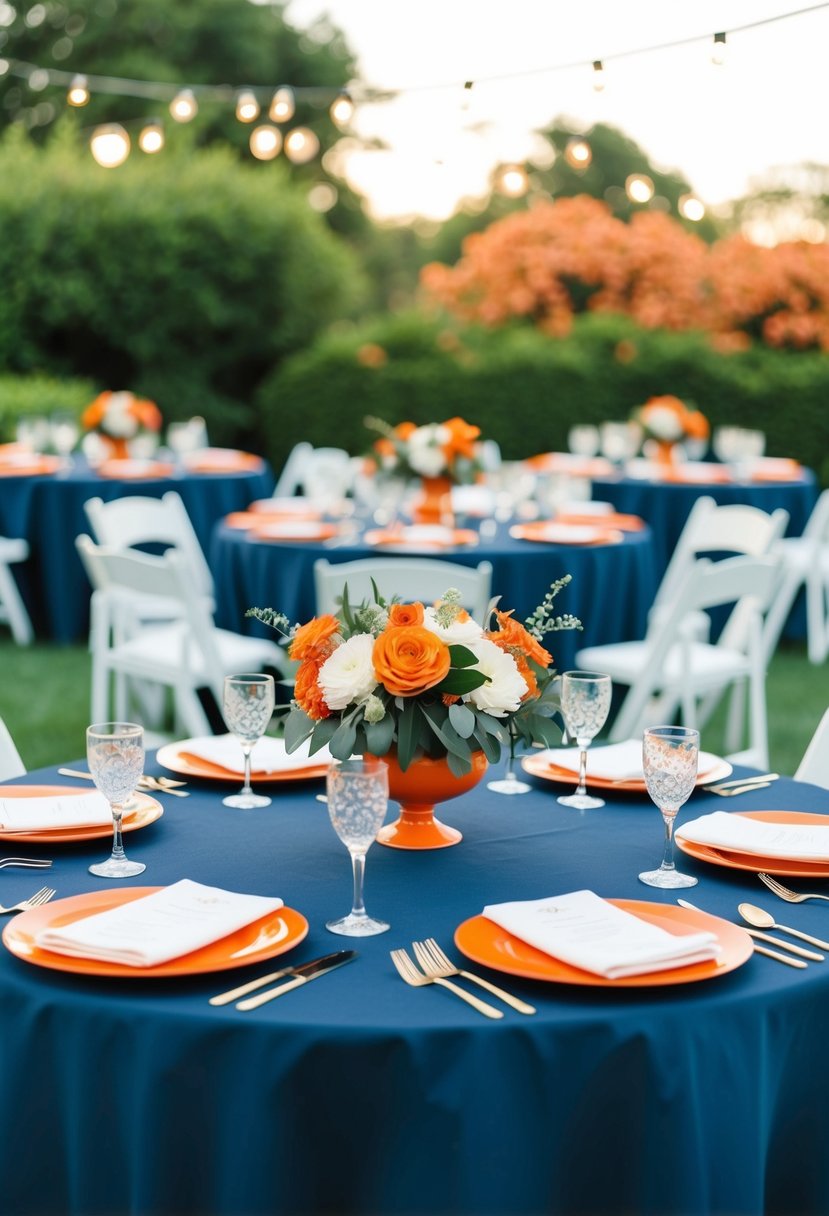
[211,521,659,673]
[1,757,829,1215]
[0,457,274,642]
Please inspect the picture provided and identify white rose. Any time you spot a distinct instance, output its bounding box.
[423,606,485,645]
[464,638,528,717]
[407,424,448,476]
[644,406,684,441]
[104,391,140,438]
[318,633,378,711]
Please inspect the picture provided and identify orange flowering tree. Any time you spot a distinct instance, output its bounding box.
[248,577,580,775]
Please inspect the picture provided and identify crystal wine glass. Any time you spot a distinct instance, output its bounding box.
[222,674,275,809]
[86,722,146,878]
[488,725,530,795]
[557,671,612,809]
[639,725,700,889]
[326,758,390,937]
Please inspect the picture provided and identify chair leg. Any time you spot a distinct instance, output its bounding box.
[174,683,212,737]
[0,561,33,645]
[806,572,829,665]
[748,671,769,771]
[724,681,746,754]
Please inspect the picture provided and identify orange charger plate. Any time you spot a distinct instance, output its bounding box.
[0,784,163,843]
[521,754,732,793]
[155,742,328,783]
[676,809,829,877]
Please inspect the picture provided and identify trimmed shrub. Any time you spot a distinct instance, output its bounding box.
[0,374,95,442]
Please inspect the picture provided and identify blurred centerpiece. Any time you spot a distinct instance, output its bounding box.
[249,578,580,849]
[81,390,163,460]
[632,395,709,465]
[365,415,482,524]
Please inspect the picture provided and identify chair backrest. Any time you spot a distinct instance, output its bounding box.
[273,442,313,497]
[801,487,829,543]
[84,491,213,600]
[75,535,227,705]
[655,496,790,616]
[314,557,494,624]
[0,714,25,780]
[301,448,354,504]
[794,707,829,788]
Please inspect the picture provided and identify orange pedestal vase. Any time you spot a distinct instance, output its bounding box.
[412,476,454,526]
[376,750,488,850]
[100,436,130,460]
[654,440,678,468]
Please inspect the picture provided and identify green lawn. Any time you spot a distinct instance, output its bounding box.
[0,638,825,775]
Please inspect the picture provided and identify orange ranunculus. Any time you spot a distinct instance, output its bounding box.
[289,614,341,662]
[442,416,480,461]
[394,421,417,440]
[294,658,330,720]
[81,391,111,430]
[684,409,710,440]
[372,625,451,697]
[388,602,425,627]
[490,610,552,668]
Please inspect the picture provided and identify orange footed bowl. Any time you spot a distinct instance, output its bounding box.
[374,749,488,850]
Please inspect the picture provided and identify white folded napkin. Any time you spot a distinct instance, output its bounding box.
[537,740,720,783]
[483,890,721,979]
[179,733,331,775]
[676,811,829,860]
[0,791,113,832]
[35,879,284,967]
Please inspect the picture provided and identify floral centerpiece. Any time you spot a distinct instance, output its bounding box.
[632,395,709,464]
[81,390,163,459]
[365,415,482,523]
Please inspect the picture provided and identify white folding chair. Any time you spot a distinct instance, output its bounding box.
[0,714,25,780]
[762,489,829,665]
[314,557,493,624]
[273,442,313,497]
[76,535,290,737]
[0,536,33,645]
[301,448,354,508]
[576,554,782,769]
[794,708,829,789]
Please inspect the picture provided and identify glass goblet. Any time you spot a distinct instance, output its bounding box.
[639,725,700,889]
[487,726,530,795]
[326,758,390,937]
[222,674,275,809]
[86,722,146,877]
[557,671,612,809]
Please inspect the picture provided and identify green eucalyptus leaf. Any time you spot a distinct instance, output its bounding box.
[472,726,503,764]
[435,668,489,695]
[473,711,510,743]
[397,698,419,770]
[448,702,476,738]
[364,714,395,756]
[308,716,339,754]
[420,703,468,758]
[446,748,473,778]
[329,718,357,759]
[284,708,315,752]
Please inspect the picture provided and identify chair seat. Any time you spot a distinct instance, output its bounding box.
[576,640,752,688]
[110,623,283,682]
[0,537,28,563]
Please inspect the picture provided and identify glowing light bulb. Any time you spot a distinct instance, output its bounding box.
[497,164,529,198]
[269,86,295,123]
[138,122,164,154]
[329,91,354,129]
[249,124,282,160]
[308,182,338,212]
[625,173,654,204]
[67,73,89,106]
[592,60,605,92]
[236,90,260,123]
[711,31,727,66]
[565,137,592,169]
[678,194,705,222]
[169,89,197,123]
[90,123,130,168]
[284,126,319,164]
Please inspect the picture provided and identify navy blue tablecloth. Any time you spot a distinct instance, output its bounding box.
[0,459,274,642]
[1,757,828,1215]
[211,522,659,673]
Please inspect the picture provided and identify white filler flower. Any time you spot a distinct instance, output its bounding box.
[318,632,378,711]
[423,606,485,646]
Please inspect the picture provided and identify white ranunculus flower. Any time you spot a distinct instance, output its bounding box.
[407,424,448,477]
[423,606,485,646]
[464,638,528,717]
[318,632,378,711]
[643,406,684,441]
[104,391,139,438]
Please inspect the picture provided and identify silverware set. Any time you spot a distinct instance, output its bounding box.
[679,896,828,969]
[707,773,779,797]
[0,856,52,869]
[759,873,829,904]
[208,950,356,1010]
[391,939,535,1017]
[0,886,55,915]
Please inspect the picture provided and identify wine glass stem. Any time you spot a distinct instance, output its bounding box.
[660,812,676,872]
[110,803,127,861]
[575,746,588,796]
[241,745,253,796]
[350,851,367,918]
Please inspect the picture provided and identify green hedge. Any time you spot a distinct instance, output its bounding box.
[258,311,829,484]
[0,374,94,442]
[0,125,365,446]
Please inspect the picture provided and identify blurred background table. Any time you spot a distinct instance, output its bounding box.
[0,456,274,642]
[211,520,659,672]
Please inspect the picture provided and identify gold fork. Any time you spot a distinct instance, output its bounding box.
[412,938,536,1015]
[390,948,503,1019]
[759,873,829,905]
[0,886,56,915]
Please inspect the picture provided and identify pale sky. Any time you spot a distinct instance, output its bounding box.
[283,0,829,222]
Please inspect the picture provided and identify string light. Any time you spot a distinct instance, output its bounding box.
[138,121,164,154]
[625,173,655,203]
[329,90,354,129]
[283,126,319,164]
[66,73,89,106]
[308,182,338,212]
[592,60,605,91]
[711,31,727,66]
[269,86,295,123]
[679,194,706,221]
[235,90,260,123]
[169,88,197,123]
[89,123,130,168]
[249,124,282,160]
[496,164,529,197]
[565,137,592,169]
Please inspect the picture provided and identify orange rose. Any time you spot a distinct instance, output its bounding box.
[294,658,330,720]
[388,602,425,627]
[441,416,480,461]
[684,409,710,440]
[490,610,552,668]
[289,615,341,662]
[81,391,111,430]
[372,625,451,697]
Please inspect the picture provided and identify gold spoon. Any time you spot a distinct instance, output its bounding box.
[737,902,829,951]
